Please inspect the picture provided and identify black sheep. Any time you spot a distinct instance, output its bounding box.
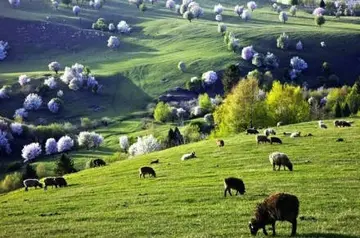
[44,177,57,190]
[224,177,245,197]
[246,128,259,135]
[55,177,67,187]
[249,193,299,236]
[270,137,282,144]
[93,158,106,167]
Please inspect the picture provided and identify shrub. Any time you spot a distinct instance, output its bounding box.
[222,64,241,95]
[48,98,63,113]
[315,15,325,27]
[0,172,22,193]
[81,117,93,129]
[202,71,218,85]
[241,9,251,20]
[0,130,11,155]
[117,21,131,33]
[128,135,161,156]
[54,153,76,176]
[154,102,172,122]
[198,93,213,113]
[277,32,290,50]
[183,124,201,143]
[218,23,227,34]
[78,131,104,149]
[18,75,31,86]
[36,163,50,178]
[92,18,108,31]
[45,138,58,155]
[241,46,255,60]
[166,0,175,9]
[279,11,288,23]
[178,61,186,72]
[73,6,81,16]
[57,135,74,153]
[119,135,129,152]
[296,41,303,50]
[22,164,38,180]
[23,93,42,110]
[48,62,61,74]
[10,122,23,135]
[22,143,42,163]
[289,5,297,16]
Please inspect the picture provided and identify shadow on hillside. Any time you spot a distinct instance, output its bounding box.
[297,233,359,238]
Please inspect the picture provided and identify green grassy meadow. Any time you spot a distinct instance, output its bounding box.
[1,120,360,237]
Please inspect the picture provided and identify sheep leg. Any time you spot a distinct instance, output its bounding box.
[44,185,47,191]
[139,173,142,179]
[291,219,297,236]
[277,165,281,171]
[235,190,239,196]
[271,222,276,236]
[283,165,286,171]
[273,163,276,171]
[228,189,233,196]
[25,187,28,192]
[224,188,228,197]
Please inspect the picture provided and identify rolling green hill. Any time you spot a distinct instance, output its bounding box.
[1,120,359,237]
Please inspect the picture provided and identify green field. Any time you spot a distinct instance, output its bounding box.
[1,120,359,237]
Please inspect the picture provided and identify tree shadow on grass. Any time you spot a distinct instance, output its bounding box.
[297,233,359,238]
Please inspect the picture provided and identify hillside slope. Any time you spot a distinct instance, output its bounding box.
[1,120,359,237]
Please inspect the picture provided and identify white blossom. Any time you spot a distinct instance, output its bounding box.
[73,5,81,16]
[18,75,31,86]
[10,123,23,135]
[320,41,326,47]
[44,77,57,89]
[290,56,308,71]
[0,130,11,154]
[57,90,64,97]
[296,41,303,50]
[234,5,244,16]
[264,52,279,68]
[215,14,223,22]
[8,0,20,7]
[107,36,120,49]
[0,85,11,99]
[47,98,62,113]
[241,45,256,60]
[166,0,175,9]
[213,4,223,14]
[117,21,131,33]
[78,131,104,149]
[241,9,251,21]
[45,138,58,155]
[57,135,74,153]
[48,61,61,73]
[94,0,102,9]
[23,93,42,110]
[247,1,257,11]
[128,135,161,156]
[108,23,116,32]
[313,7,325,15]
[202,71,218,85]
[14,108,28,119]
[119,135,129,151]
[22,143,42,162]
[52,0,59,9]
[0,41,9,60]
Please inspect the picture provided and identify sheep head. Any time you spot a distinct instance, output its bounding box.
[288,162,293,171]
[191,152,196,158]
[248,219,261,235]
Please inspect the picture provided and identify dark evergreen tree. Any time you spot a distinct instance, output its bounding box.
[22,164,38,180]
[342,103,351,117]
[222,64,241,95]
[290,0,299,5]
[54,153,76,176]
[174,127,184,145]
[166,128,175,148]
[320,0,326,8]
[334,101,342,118]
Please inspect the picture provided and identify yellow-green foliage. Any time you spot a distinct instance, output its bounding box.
[36,163,52,178]
[213,78,271,136]
[198,93,213,113]
[326,87,349,110]
[183,124,201,143]
[154,102,171,123]
[266,81,310,124]
[0,172,22,193]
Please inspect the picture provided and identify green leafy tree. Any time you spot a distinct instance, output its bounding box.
[315,15,325,27]
[22,164,38,180]
[222,64,241,95]
[198,93,213,113]
[154,102,171,122]
[334,101,342,118]
[342,103,351,117]
[346,82,360,114]
[54,154,76,176]
[276,32,290,50]
[266,81,310,124]
[214,77,271,136]
[183,124,201,143]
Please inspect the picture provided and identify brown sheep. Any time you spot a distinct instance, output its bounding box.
[249,193,299,236]
[269,152,293,171]
[23,179,43,191]
[224,177,245,197]
[256,135,270,144]
[55,177,67,187]
[270,137,282,144]
[139,166,156,178]
[216,139,225,147]
[44,177,57,190]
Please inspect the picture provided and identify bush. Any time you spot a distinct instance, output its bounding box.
[6,162,22,173]
[92,18,108,31]
[48,98,63,113]
[183,124,201,143]
[128,135,162,156]
[22,164,38,180]
[186,77,203,92]
[277,33,290,50]
[23,93,42,111]
[198,93,213,113]
[54,154,76,176]
[119,135,129,153]
[81,117,93,129]
[0,172,23,193]
[315,15,325,27]
[154,102,172,122]
[36,163,50,178]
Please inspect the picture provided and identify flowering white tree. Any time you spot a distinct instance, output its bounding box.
[117,21,131,33]
[129,0,143,8]
[313,7,325,15]
[10,122,23,135]
[202,71,218,85]
[234,5,244,16]
[290,56,308,71]
[14,108,28,119]
[18,75,31,86]
[44,77,57,89]
[279,11,288,23]
[22,143,42,162]
[241,9,251,21]
[191,106,202,117]
[107,36,120,49]
[296,41,303,50]
[128,135,161,156]
[57,90,64,97]
[8,0,20,7]
[48,61,61,74]
[0,130,11,155]
[94,0,102,9]
[289,5,297,16]
[52,0,59,9]
[48,98,62,113]
[264,52,279,68]
[69,78,83,91]
[0,41,9,61]
[119,135,129,152]
[166,0,175,9]
[60,63,84,84]
[247,1,257,11]
[218,23,227,34]
[108,23,115,32]
[213,4,223,14]
[0,85,11,99]
[241,45,256,60]
[215,14,222,22]
[57,135,74,153]
[78,131,104,149]
[73,6,81,16]
[45,138,58,155]
[23,93,42,110]
[86,76,98,89]
[190,5,204,18]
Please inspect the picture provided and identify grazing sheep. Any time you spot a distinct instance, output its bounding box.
[224,177,245,197]
[23,179,43,191]
[150,159,159,164]
[290,132,301,138]
[264,128,276,136]
[269,152,293,171]
[334,120,351,127]
[246,128,259,134]
[277,121,283,127]
[139,166,156,178]
[249,193,299,236]
[93,158,106,167]
[55,177,67,187]
[256,135,270,144]
[283,132,292,136]
[318,120,327,129]
[304,133,313,137]
[270,137,282,144]
[336,138,344,142]
[44,177,57,190]
[216,139,225,147]
[181,152,196,161]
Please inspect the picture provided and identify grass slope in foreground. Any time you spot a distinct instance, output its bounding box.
[1,120,360,237]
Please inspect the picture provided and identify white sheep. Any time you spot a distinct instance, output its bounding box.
[318,120,327,129]
[181,152,196,161]
[264,128,276,136]
[290,132,301,138]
